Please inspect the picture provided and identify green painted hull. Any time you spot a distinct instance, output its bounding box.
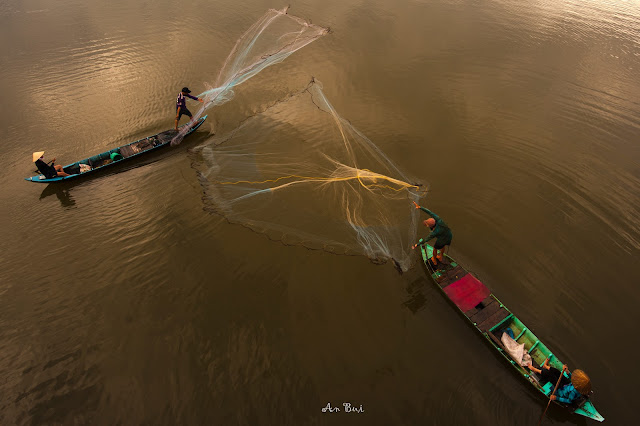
[420,245,604,422]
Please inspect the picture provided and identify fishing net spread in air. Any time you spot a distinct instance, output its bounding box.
[172,7,329,145]
[189,80,427,271]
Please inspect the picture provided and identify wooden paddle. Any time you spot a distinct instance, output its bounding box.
[537,366,566,426]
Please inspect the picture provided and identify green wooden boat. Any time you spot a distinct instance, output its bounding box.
[420,244,604,422]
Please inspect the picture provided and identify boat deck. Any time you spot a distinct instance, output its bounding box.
[25,117,205,183]
[420,245,604,422]
[427,256,511,333]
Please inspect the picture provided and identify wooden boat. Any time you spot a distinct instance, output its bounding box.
[419,244,604,422]
[25,116,207,183]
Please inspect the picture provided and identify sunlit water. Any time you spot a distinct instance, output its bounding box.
[1,0,639,424]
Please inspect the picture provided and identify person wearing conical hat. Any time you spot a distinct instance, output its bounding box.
[550,368,592,404]
[33,152,71,178]
[411,201,453,266]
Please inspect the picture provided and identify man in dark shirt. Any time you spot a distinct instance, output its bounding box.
[175,87,204,130]
[33,151,71,178]
[528,358,570,387]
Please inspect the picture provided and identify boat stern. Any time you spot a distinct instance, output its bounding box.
[574,400,604,422]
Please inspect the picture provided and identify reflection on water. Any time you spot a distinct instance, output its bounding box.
[39,185,76,208]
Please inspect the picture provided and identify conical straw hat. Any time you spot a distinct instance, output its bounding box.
[571,369,592,395]
[32,151,44,162]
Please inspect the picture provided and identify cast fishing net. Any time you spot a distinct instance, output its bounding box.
[172,7,328,145]
[189,80,427,271]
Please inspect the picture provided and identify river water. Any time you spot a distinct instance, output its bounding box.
[1,0,639,425]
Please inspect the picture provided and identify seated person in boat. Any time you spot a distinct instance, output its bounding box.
[33,151,72,178]
[550,369,592,405]
[527,358,570,387]
[411,201,453,265]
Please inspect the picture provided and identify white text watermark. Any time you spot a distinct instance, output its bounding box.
[322,402,364,413]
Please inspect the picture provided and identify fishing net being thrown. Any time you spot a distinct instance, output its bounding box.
[190,80,426,271]
[172,7,329,145]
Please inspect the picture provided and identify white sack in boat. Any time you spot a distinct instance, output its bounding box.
[501,332,532,367]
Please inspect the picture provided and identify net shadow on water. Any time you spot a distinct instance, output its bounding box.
[189,79,428,272]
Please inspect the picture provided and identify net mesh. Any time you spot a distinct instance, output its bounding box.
[190,80,427,271]
[172,7,329,145]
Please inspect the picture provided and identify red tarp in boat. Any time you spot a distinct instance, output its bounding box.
[443,273,491,312]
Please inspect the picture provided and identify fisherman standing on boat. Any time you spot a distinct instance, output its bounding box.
[32,152,71,178]
[411,201,453,265]
[175,87,204,131]
[550,369,592,405]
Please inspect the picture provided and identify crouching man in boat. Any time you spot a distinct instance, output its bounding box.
[550,368,592,405]
[175,87,204,130]
[527,358,570,387]
[33,151,71,178]
[411,201,453,265]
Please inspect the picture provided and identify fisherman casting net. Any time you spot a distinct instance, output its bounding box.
[172,7,328,145]
[189,80,426,271]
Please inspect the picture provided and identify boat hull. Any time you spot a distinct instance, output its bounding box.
[25,116,207,183]
[419,244,604,422]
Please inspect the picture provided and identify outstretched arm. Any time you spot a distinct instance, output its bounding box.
[412,236,435,250]
[411,202,434,249]
[412,201,441,221]
[186,94,204,103]
[420,207,441,222]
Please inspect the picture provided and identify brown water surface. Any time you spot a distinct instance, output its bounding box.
[1,0,639,424]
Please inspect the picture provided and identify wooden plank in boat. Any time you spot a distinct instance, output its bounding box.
[437,267,466,289]
[477,309,511,332]
[486,330,506,350]
[469,300,502,324]
[435,275,448,288]
[120,145,137,158]
[465,296,495,317]
[445,266,465,281]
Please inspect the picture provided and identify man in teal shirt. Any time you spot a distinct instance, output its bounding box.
[411,201,453,265]
[550,369,592,405]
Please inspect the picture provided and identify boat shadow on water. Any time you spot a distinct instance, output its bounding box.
[39,184,76,208]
